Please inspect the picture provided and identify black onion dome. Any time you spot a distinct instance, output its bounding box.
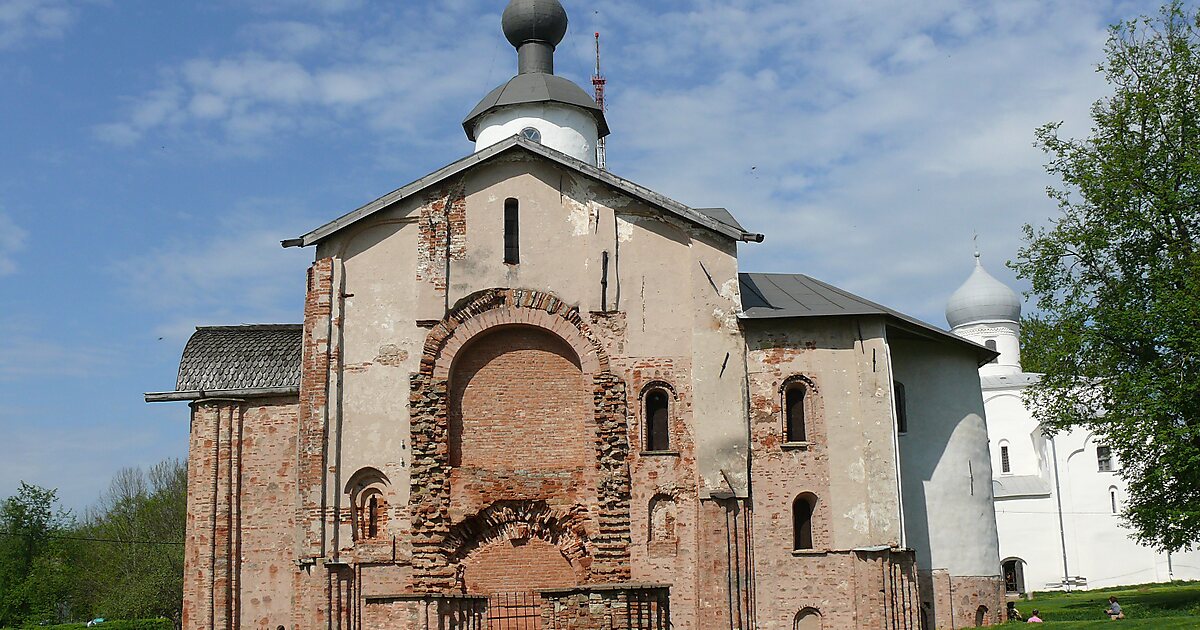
[502,0,568,48]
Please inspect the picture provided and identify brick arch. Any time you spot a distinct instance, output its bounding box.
[409,288,630,593]
[422,288,609,380]
[442,500,591,571]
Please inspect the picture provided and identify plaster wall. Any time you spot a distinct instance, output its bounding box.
[473,103,599,164]
[984,383,1200,590]
[891,336,1000,577]
[316,154,748,506]
[745,316,902,551]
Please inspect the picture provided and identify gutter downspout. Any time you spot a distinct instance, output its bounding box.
[1049,435,1071,589]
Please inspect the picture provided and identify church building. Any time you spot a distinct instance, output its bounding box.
[947,253,1200,596]
[148,2,1005,628]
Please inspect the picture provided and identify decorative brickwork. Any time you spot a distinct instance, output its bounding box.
[539,584,670,630]
[409,288,630,592]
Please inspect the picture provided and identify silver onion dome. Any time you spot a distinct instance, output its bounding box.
[946,252,1022,328]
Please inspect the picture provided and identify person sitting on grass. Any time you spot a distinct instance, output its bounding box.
[1105,596,1125,620]
[1026,609,1043,623]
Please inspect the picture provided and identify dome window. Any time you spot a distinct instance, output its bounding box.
[520,126,541,143]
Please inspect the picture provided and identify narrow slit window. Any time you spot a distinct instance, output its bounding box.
[792,495,814,550]
[894,381,908,434]
[1110,488,1118,514]
[504,198,519,264]
[645,389,670,451]
[1000,445,1011,473]
[785,384,807,442]
[985,339,998,363]
[367,494,379,539]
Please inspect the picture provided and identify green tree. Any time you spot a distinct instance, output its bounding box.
[72,460,187,623]
[1014,1,1200,551]
[0,482,73,625]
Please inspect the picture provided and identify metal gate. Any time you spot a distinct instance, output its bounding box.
[487,591,542,630]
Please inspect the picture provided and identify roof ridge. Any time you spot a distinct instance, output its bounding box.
[196,324,303,331]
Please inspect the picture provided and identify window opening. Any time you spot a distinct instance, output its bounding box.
[1000,445,1011,474]
[1110,487,1118,514]
[785,384,807,442]
[985,339,998,363]
[645,389,670,451]
[367,495,379,539]
[1097,445,1113,472]
[792,495,815,550]
[504,198,519,264]
[894,381,908,433]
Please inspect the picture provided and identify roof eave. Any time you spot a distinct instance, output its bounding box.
[145,386,300,403]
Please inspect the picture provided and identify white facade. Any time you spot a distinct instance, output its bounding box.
[473,103,599,164]
[947,256,1200,592]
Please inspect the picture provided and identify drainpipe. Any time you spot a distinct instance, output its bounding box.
[1049,436,1070,589]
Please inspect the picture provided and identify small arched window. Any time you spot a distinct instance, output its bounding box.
[893,381,908,434]
[974,605,988,626]
[794,607,822,629]
[999,441,1011,474]
[1109,486,1119,514]
[785,383,807,443]
[503,198,519,264]
[645,388,670,451]
[346,467,390,542]
[792,494,816,550]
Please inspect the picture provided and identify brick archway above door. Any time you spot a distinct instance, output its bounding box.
[422,288,609,381]
[409,288,630,593]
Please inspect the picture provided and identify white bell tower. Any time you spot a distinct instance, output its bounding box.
[462,0,609,165]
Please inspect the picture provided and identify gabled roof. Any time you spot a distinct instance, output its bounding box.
[145,324,302,402]
[283,136,762,248]
[738,272,997,364]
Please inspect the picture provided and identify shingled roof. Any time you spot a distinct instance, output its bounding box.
[146,324,303,402]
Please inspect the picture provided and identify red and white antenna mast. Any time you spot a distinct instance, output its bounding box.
[592,31,607,170]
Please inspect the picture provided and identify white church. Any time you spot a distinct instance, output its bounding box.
[946,252,1200,594]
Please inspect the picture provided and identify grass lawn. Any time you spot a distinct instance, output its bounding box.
[1002,580,1200,628]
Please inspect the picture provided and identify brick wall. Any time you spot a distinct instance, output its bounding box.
[449,325,592,472]
[920,570,1005,628]
[182,397,299,630]
[464,537,578,594]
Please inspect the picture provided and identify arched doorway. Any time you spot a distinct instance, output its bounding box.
[974,605,988,626]
[1002,558,1026,595]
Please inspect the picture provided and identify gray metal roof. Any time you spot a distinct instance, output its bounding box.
[695,207,745,232]
[463,73,609,140]
[739,272,997,362]
[175,324,302,392]
[285,136,760,248]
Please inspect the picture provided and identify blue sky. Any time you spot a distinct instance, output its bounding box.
[0,0,1159,511]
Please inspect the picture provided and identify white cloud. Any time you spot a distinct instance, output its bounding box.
[95,5,503,150]
[0,0,77,49]
[112,204,317,342]
[0,211,27,275]
[94,0,1126,325]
